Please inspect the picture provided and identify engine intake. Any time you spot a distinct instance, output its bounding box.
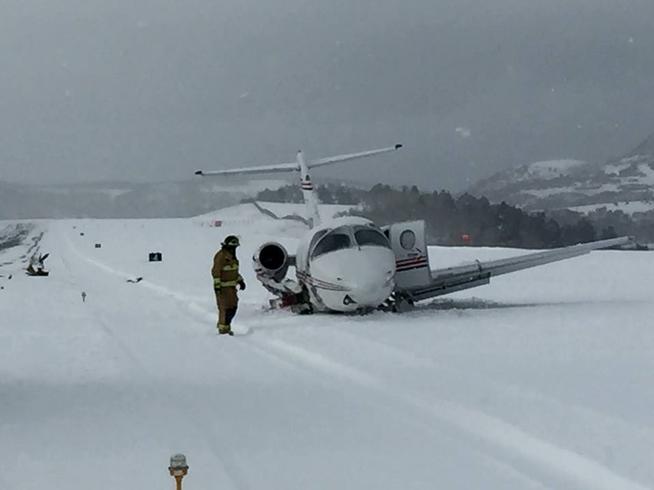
[253,242,290,282]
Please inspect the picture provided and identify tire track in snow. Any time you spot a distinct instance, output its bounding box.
[57,225,649,489]
[249,335,651,490]
[68,240,212,317]
[224,328,553,489]
[57,236,148,371]
[56,225,255,490]
[62,260,548,485]
[56,233,544,487]
[241,333,556,489]
[340,326,654,431]
[336,326,654,482]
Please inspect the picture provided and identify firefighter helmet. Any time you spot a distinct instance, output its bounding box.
[222,235,240,247]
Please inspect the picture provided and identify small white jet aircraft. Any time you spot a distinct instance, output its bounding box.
[195,145,631,313]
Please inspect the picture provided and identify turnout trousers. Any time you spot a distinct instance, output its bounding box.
[215,286,238,334]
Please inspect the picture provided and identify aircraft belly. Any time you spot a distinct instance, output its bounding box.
[315,288,355,312]
[311,282,393,312]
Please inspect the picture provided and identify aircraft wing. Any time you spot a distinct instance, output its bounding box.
[308,144,402,169]
[195,162,298,176]
[404,236,633,302]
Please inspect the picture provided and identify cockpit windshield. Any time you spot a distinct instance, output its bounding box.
[354,228,391,248]
[311,225,390,258]
[311,232,352,258]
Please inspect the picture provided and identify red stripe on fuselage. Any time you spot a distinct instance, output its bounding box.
[396,263,429,272]
[297,271,348,291]
[396,256,427,266]
[395,255,428,272]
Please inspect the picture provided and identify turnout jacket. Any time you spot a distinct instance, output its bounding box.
[212,248,243,290]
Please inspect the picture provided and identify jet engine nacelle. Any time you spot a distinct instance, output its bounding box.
[253,242,290,282]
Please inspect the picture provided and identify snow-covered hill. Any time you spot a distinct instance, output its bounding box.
[0,178,290,219]
[195,202,356,224]
[470,134,654,216]
[476,159,594,189]
[2,204,653,490]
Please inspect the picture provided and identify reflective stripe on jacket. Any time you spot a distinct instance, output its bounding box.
[212,249,242,289]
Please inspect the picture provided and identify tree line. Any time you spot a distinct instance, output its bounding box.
[256,183,653,247]
[357,184,602,247]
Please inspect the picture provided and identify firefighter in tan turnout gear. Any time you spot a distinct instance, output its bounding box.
[212,235,246,335]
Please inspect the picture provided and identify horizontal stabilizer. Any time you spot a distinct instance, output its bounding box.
[308,144,403,170]
[195,162,298,177]
[194,144,402,177]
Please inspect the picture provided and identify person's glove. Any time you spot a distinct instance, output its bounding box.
[239,280,246,291]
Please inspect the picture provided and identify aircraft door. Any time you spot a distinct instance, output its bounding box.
[386,220,431,289]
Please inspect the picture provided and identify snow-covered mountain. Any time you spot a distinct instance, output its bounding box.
[469,134,654,216]
[0,178,289,219]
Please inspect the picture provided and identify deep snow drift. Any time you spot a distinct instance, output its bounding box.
[1,204,654,490]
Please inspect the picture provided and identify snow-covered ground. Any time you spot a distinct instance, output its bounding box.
[2,205,654,490]
[206,179,290,195]
[249,202,356,219]
[195,202,355,223]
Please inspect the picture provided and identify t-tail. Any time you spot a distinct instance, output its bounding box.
[195,144,402,227]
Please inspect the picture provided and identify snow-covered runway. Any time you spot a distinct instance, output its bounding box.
[2,206,653,489]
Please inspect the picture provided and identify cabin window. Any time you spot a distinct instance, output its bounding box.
[400,230,416,250]
[354,229,391,248]
[311,233,352,258]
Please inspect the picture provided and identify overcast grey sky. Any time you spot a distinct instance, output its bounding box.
[1,0,653,190]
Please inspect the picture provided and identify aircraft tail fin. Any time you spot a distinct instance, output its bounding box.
[195,144,403,227]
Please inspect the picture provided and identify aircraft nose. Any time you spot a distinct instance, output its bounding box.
[332,255,392,287]
[326,249,395,305]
